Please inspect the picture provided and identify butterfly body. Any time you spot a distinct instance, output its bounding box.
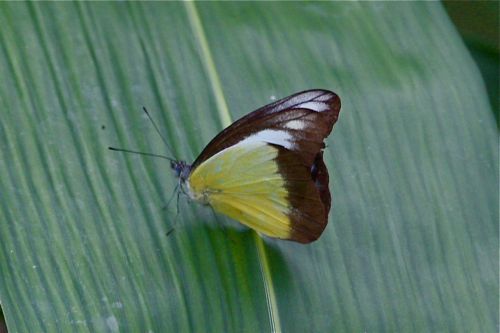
[171,89,341,243]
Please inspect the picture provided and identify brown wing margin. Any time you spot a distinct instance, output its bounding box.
[191,89,341,169]
[273,145,330,243]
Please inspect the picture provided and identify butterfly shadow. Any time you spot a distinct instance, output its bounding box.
[161,201,295,296]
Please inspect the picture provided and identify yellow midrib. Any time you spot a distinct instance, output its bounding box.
[184,1,231,129]
[184,2,282,332]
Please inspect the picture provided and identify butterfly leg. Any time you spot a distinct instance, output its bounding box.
[162,183,180,211]
[163,183,182,236]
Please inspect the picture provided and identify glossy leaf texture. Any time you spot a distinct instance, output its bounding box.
[0,2,497,332]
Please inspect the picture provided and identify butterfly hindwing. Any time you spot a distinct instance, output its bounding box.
[188,141,328,242]
[274,145,330,242]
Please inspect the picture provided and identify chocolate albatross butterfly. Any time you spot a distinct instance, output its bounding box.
[110,89,341,243]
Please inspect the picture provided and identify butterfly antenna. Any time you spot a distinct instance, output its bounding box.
[108,147,176,162]
[142,107,177,160]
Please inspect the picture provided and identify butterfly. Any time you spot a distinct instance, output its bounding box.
[110,89,341,243]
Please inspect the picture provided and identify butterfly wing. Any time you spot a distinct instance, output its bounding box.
[188,141,328,242]
[187,89,341,243]
[191,89,340,169]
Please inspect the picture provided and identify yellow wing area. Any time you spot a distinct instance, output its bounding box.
[187,142,293,239]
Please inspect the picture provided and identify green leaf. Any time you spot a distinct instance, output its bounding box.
[0,2,497,332]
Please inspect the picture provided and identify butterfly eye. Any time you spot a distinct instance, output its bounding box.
[170,161,181,178]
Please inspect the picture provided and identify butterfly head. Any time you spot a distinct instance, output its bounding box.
[170,160,191,181]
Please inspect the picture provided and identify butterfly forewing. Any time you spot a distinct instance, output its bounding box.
[191,89,340,169]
